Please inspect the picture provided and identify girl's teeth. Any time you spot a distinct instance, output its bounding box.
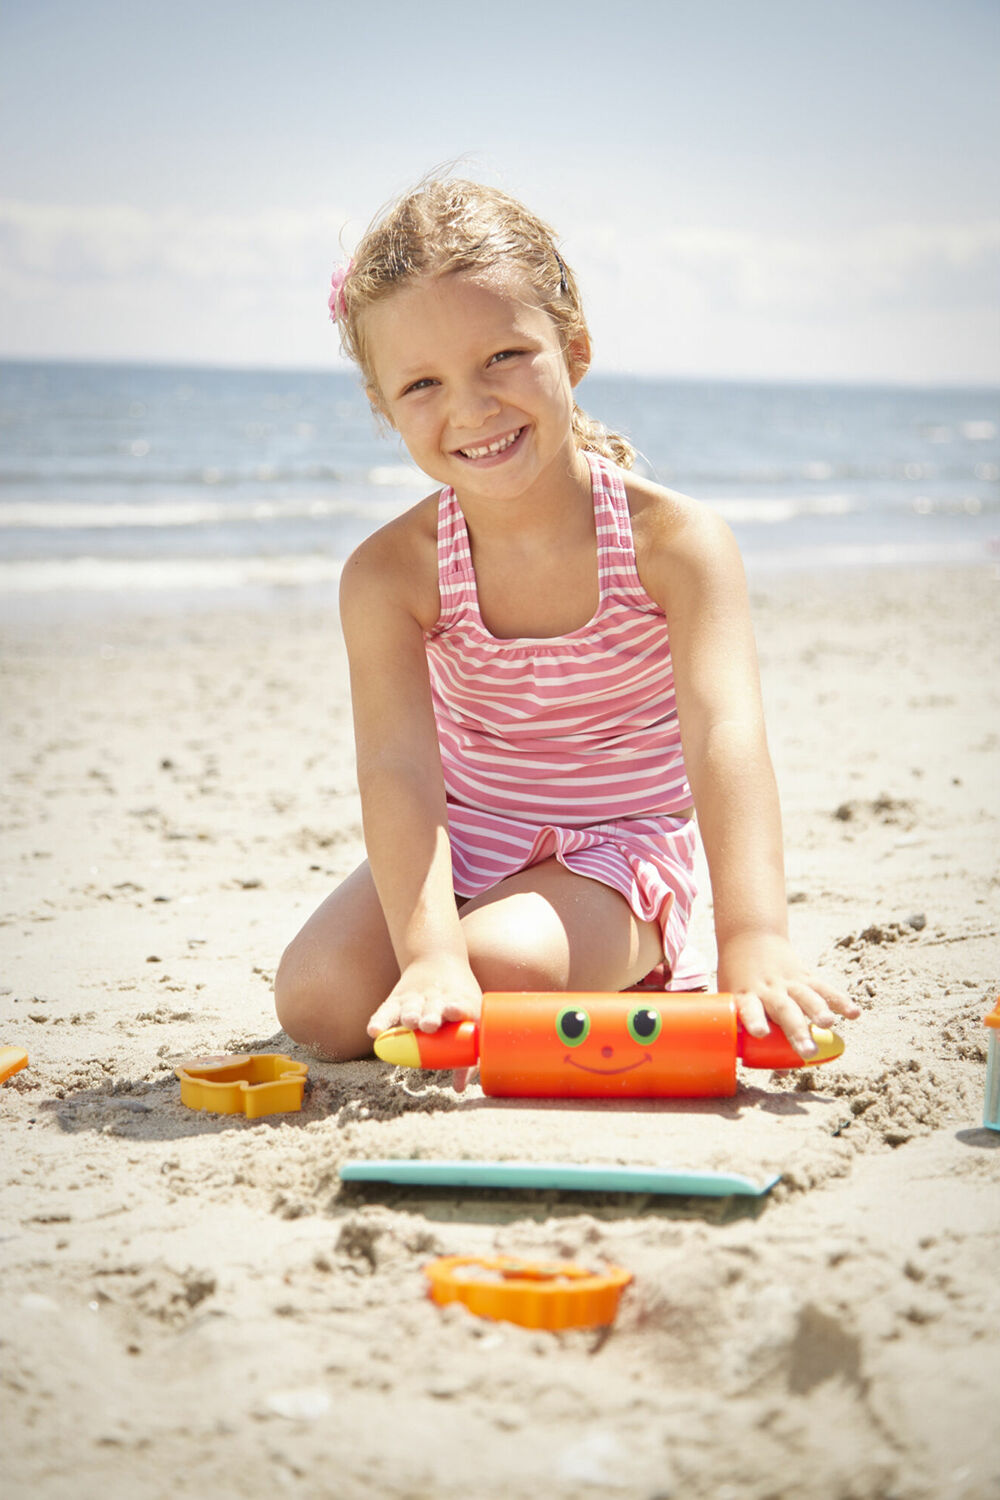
[461,430,520,459]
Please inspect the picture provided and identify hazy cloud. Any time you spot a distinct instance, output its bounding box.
[1,199,997,380]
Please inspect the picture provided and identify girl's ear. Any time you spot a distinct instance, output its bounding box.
[567,332,592,388]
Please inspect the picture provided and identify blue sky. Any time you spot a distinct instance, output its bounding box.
[1,0,997,382]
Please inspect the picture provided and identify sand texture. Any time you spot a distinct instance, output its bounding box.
[2,565,999,1500]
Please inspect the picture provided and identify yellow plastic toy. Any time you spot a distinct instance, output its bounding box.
[0,1046,28,1083]
[423,1254,632,1330]
[175,1053,308,1118]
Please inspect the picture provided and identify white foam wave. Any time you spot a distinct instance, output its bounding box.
[744,538,992,574]
[4,536,991,601]
[368,464,430,487]
[0,555,345,594]
[0,493,411,530]
[708,494,859,524]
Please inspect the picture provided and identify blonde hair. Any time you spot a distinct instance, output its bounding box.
[334,177,636,470]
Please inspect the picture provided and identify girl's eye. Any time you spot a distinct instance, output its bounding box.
[489,349,522,366]
[555,1007,591,1047]
[401,377,437,395]
[627,1007,662,1045]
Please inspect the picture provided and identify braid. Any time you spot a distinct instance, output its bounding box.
[571,404,636,470]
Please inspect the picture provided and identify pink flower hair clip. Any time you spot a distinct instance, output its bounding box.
[328,260,353,323]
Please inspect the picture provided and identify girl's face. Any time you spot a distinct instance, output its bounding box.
[363,270,590,500]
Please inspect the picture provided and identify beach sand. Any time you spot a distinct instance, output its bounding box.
[2,564,998,1500]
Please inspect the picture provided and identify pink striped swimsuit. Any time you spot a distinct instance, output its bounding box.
[424,451,703,986]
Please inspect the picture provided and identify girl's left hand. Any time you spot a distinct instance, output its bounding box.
[717,932,861,1059]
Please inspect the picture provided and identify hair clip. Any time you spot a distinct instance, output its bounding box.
[555,252,569,296]
[328,259,353,322]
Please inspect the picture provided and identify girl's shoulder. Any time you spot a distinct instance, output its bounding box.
[622,470,744,603]
[340,488,443,630]
[624,470,732,555]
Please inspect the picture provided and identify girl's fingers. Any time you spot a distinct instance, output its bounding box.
[737,976,857,1060]
[441,999,473,1023]
[368,987,474,1039]
[397,995,426,1030]
[786,979,862,1029]
[734,990,770,1038]
[812,980,861,1019]
[736,989,818,1057]
[367,992,422,1036]
[366,1002,396,1037]
[785,981,839,1031]
[766,996,820,1057]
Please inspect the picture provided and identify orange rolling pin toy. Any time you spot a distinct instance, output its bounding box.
[374,991,845,1099]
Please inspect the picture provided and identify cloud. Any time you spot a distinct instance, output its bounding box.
[570,216,1000,379]
[1,198,997,380]
[0,198,353,367]
[573,218,1000,315]
[0,199,346,282]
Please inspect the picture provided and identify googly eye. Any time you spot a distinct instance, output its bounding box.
[627,1006,662,1045]
[555,1007,591,1047]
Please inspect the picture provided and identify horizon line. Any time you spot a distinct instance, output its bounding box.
[1,352,998,395]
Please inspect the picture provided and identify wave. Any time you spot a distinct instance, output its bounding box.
[708,494,860,524]
[2,537,994,599]
[3,451,996,496]
[656,459,998,486]
[0,493,416,530]
[0,489,994,542]
[0,491,863,532]
[0,459,432,495]
[0,554,346,593]
[0,489,865,533]
[710,493,996,523]
[743,538,995,573]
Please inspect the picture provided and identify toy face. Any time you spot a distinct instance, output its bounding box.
[480,992,739,1098]
[555,1003,664,1076]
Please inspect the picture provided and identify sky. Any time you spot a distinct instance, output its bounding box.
[1,0,997,384]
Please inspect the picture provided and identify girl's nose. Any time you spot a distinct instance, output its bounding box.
[449,379,500,431]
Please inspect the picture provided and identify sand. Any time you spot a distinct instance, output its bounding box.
[2,564,999,1500]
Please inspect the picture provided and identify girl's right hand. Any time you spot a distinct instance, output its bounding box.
[366,956,483,1092]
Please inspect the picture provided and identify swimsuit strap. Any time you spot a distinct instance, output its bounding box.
[434,485,478,628]
[586,452,651,603]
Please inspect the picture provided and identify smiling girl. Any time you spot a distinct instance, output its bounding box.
[274,177,858,1085]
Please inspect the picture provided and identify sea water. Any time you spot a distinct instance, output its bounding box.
[1,360,997,618]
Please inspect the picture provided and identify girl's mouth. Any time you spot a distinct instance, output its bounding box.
[455,427,525,463]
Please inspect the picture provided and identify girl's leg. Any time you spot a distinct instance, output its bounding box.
[274,861,399,1059]
[458,856,664,992]
[275,856,663,1058]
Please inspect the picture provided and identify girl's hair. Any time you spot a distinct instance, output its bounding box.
[334,177,636,470]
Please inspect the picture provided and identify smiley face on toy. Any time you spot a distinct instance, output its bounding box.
[555,1003,663,1077]
[477,991,740,1098]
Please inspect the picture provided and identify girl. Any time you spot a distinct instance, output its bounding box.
[274,177,858,1085]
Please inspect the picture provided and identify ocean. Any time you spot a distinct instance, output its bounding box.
[1,360,997,618]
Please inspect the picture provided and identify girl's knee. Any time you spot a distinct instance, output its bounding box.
[273,941,319,1044]
[273,940,366,1061]
[273,941,304,1027]
[274,864,398,1057]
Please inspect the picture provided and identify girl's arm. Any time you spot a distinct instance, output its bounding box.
[339,521,482,1044]
[638,490,859,1055]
